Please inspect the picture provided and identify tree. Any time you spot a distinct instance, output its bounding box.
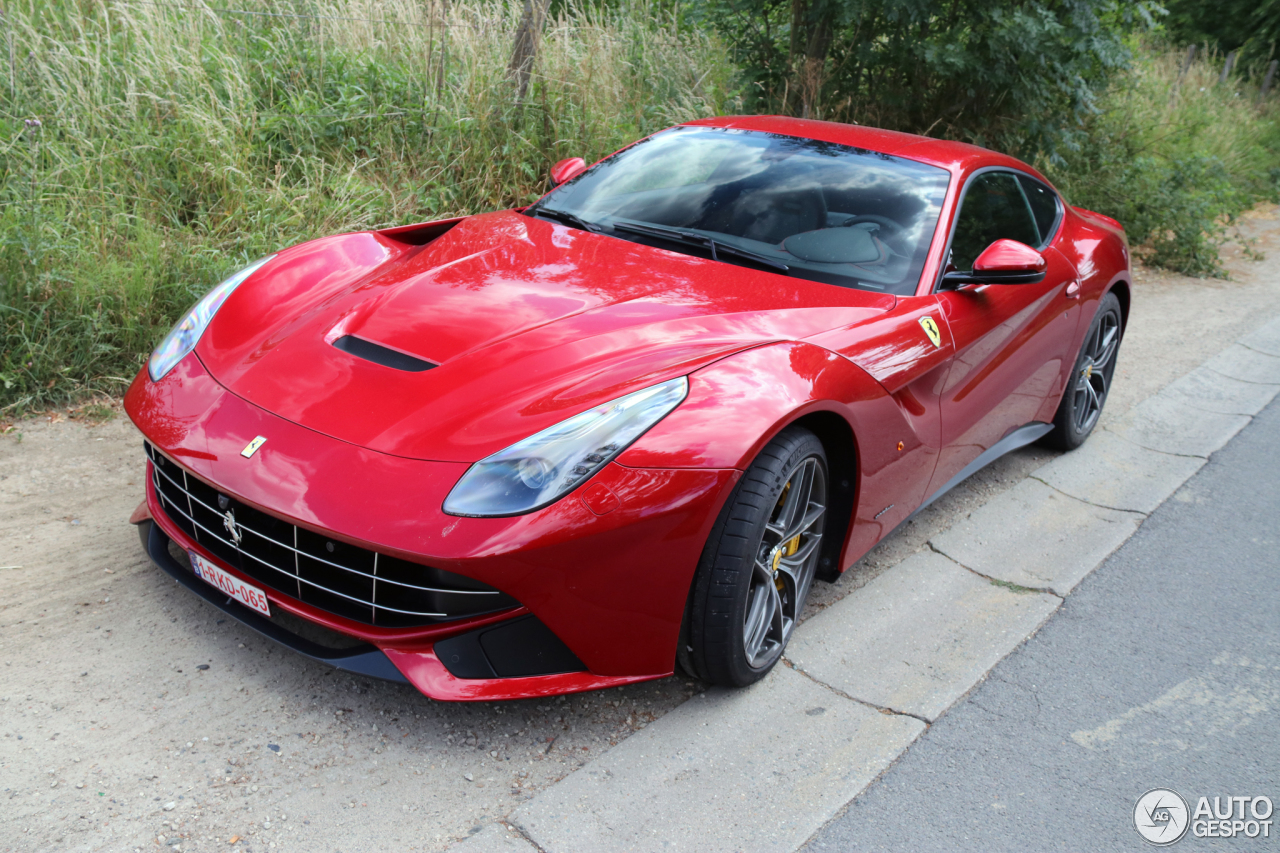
[788,0,838,118]
[701,0,1160,158]
[1162,0,1280,75]
[508,0,553,101]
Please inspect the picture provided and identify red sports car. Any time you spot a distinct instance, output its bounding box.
[126,116,1129,701]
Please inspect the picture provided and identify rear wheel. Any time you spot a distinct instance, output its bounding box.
[679,426,828,686]
[1045,291,1123,451]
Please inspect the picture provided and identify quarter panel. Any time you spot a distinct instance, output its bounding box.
[1036,210,1132,420]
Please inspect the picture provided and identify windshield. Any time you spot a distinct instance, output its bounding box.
[534,126,950,295]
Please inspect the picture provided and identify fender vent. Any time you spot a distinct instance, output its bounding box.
[333,335,435,372]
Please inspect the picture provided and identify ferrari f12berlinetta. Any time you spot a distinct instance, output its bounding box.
[127,115,1129,700]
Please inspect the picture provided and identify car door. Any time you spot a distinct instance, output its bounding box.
[926,169,1080,498]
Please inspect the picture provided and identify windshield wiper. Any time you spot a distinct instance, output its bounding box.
[611,221,790,273]
[530,206,601,233]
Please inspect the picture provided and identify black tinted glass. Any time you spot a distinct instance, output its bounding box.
[1017,175,1061,244]
[949,172,1041,271]
[537,126,951,295]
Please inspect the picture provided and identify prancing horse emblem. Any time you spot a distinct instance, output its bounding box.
[223,510,243,546]
[919,316,942,348]
[241,435,267,458]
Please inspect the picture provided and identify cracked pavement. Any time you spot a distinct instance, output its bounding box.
[804,394,1280,852]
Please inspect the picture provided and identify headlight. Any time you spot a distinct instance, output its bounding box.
[147,255,275,381]
[443,376,688,517]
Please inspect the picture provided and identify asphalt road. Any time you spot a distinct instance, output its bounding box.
[804,397,1280,852]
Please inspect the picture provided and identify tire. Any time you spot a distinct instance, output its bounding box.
[679,426,828,686]
[1044,291,1123,451]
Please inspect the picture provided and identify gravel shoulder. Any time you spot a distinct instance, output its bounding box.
[2,207,1278,853]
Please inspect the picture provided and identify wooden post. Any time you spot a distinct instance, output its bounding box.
[1171,43,1196,106]
[507,0,551,103]
[1218,50,1237,84]
[1260,60,1279,106]
[1177,44,1196,81]
[437,0,450,101]
[3,5,15,95]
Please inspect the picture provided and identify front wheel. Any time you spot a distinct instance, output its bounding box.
[679,426,828,687]
[1044,291,1123,451]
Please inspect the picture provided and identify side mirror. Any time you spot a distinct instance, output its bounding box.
[549,157,587,187]
[942,239,1047,288]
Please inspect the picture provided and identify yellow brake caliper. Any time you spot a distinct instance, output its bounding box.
[772,480,801,591]
[774,535,801,593]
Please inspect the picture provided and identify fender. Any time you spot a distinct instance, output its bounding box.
[621,340,941,570]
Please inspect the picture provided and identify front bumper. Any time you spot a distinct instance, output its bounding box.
[138,518,409,683]
[126,356,739,700]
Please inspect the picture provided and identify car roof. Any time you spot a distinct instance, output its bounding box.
[682,115,1051,184]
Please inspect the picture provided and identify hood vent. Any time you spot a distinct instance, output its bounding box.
[332,335,435,372]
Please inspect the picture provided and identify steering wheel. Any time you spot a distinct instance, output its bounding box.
[841,215,904,239]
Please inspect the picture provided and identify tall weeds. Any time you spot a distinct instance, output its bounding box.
[1045,43,1280,276]
[0,0,738,410]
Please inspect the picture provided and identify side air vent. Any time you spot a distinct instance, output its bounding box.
[332,335,435,372]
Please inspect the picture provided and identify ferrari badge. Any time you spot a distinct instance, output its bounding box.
[919,316,942,348]
[222,509,243,545]
[241,436,267,458]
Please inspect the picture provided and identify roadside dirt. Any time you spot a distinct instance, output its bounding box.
[2,207,1277,853]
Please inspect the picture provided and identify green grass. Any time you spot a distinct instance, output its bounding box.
[0,0,739,412]
[989,578,1043,595]
[1044,42,1280,277]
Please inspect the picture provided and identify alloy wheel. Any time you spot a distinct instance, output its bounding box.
[1071,308,1120,434]
[742,456,827,669]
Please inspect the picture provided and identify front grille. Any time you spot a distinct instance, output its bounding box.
[145,442,518,627]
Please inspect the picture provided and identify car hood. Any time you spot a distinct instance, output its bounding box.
[197,210,896,462]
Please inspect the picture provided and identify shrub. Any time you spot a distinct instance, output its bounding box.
[1044,42,1280,276]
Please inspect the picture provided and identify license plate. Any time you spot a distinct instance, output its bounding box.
[189,551,271,617]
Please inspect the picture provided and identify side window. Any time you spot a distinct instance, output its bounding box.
[948,172,1040,271]
[1017,175,1061,245]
